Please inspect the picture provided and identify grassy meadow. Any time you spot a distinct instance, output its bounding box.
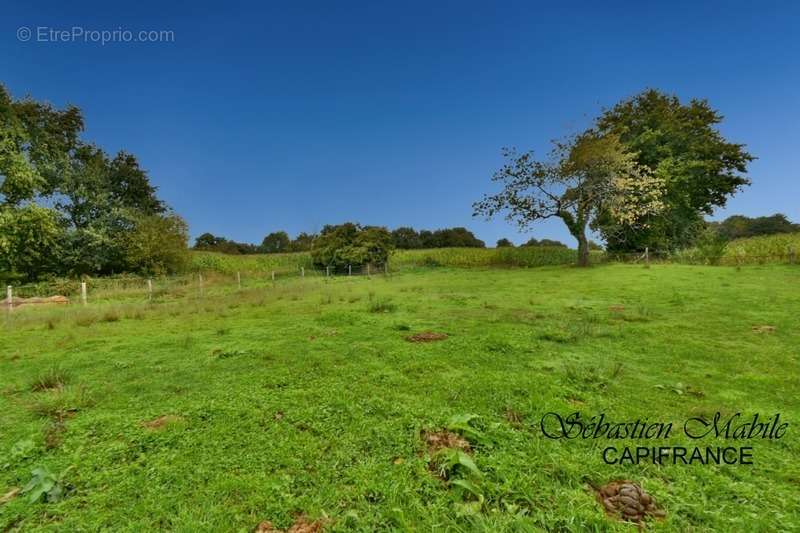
[1,263,798,531]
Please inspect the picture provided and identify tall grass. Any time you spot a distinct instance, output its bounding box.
[673,232,800,265]
[191,247,587,274]
[722,232,800,264]
[391,246,597,268]
[191,251,313,273]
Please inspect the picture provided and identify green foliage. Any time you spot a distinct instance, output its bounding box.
[124,213,190,275]
[311,222,394,269]
[0,204,65,281]
[595,89,754,252]
[22,465,72,503]
[495,238,513,248]
[710,213,799,241]
[521,237,567,248]
[475,131,662,266]
[392,227,485,249]
[260,231,290,253]
[0,84,183,280]
[446,414,492,447]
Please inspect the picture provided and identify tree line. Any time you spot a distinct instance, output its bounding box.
[0,85,188,282]
[193,226,487,254]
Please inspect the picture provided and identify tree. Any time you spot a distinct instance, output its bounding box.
[474,132,664,266]
[496,238,514,247]
[392,227,422,249]
[594,89,753,252]
[0,204,64,281]
[0,84,185,279]
[288,232,316,252]
[522,237,567,248]
[710,213,798,241]
[311,222,394,269]
[260,231,290,253]
[124,212,190,275]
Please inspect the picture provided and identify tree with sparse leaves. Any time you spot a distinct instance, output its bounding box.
[475,132,664,266]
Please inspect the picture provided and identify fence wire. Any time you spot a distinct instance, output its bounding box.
[3,253,797,305]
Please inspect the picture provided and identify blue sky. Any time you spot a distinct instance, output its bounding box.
[3,1,799,247]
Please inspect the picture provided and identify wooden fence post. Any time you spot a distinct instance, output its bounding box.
[326,266,330,278]
[348,264,352,276]
[644,247,650,268]
[81,282,87,305]
[237,271,241,289]
[301,267,305,278]
[147,279,153,301]
[384,262,388,275]
[789,247,796,265]
[6,285,12,313]
[198,274,204,297]
[271,271,275,283]
[367,264,370,277]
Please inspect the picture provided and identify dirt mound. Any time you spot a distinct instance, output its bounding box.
[752,325,776,333]
[406,332,448,343]
[596,480,665,524]
[422,430,471,455]
[141,415,184,430]
[255,516,325,532]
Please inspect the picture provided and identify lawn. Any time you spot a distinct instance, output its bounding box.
[1,264,798,531]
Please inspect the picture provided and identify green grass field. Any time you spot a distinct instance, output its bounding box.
[1,264,799,531]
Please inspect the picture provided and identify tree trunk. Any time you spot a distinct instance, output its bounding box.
[559,210,590,267]
[576,232,590,267]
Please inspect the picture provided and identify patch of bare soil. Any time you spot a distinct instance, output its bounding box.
[752,325,776,333]
[255,516,326,532]
[406,331,448,343]
[0,487,20,505]
[422,430,471,455]
[596,480,665,525]
[141,415,184,430]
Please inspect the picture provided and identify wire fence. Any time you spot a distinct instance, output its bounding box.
[2,262,392,309]
[3,251,798,310]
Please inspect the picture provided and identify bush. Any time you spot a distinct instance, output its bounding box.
[311,223,394,269]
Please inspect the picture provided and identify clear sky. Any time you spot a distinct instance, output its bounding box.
[3,1,799,247]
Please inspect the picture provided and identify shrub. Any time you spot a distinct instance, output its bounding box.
[311,222,394,269]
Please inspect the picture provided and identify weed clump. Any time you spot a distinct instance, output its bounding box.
[31,367,70,392]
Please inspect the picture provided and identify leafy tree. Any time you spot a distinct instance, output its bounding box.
[710,213,798,241]
[418,227,485,248]
[288,232,316,252]
[0,84,185,279]
[260,231,290,253]
[194,233,223,250]
[475,132,664,266]
[311,222,394,269]
[124,212,190,275]
[522,237,567,248]
[496,238,514,247]
[0,85,83,205]
[392,227,422,249]
[594,89,754,252]
[0,204,64,281]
